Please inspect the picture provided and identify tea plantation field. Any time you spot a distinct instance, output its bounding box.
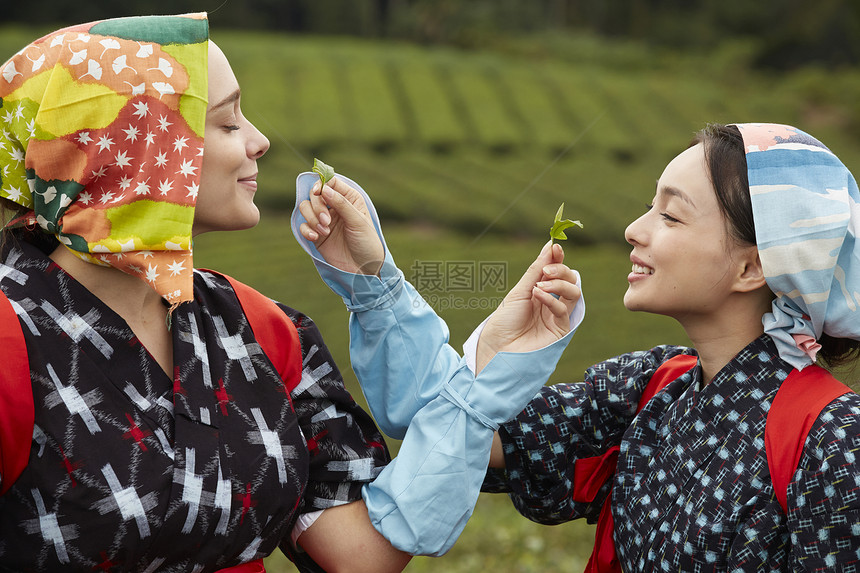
[2,24,859,571]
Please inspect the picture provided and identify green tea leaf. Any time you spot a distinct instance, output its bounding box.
[549,202,583,243]
[313,158,335,186]
[554,203,564,224]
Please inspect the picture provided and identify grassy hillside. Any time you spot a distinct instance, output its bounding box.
[3,24,860,571]
[2,26,859,246]
[211,30,860,247]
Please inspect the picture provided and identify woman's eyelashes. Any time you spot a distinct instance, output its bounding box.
[644,204,681,223]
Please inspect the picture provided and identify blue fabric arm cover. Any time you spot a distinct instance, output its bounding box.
[292,171,578,554]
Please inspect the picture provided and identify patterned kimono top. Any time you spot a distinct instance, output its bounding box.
[484,336,860,571]
[0,238,390,572]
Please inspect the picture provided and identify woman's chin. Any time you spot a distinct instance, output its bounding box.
[622,291,637,311]
[622,293,652,314]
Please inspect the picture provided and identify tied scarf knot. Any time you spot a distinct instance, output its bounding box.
[761,294,821,370]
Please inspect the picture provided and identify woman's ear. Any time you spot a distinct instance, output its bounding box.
[735,246,767,293]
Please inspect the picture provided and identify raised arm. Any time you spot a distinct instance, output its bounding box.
[291,171,583,556]
[293,173,584,434]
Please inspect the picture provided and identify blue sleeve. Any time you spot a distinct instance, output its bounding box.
[291,171,578,554]
[361,332,573,555]
[291,172,463,438]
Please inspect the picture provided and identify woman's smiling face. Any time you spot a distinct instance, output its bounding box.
[623,143,751,323]
[193,41,270,236]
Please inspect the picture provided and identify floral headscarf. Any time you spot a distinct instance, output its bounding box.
[735,123,860,370]
[0,13,208,307]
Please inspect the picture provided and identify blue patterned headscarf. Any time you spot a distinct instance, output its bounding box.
[735,123,860,370]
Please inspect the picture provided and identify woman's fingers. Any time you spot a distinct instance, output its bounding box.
[310,182,332,230]
[536,273,581,301]
[299,195,319,227]
[549,242,564,265]
[305,176,373,235]
[321,184,370,229]
[328,176,371,216]
[539,257,576,283]
[300,178,347,239]
[298,196,328,241]
[534,257,581,325]
[510,241,555,296]
[513,242,571,299]
[531,286,568,320]
[299,221,319,242]
[534,277,581,316]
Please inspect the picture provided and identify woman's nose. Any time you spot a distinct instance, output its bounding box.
[248,122,270,159]
[625,213,646,246]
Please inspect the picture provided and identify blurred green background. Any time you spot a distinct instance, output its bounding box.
[2,1,860,570]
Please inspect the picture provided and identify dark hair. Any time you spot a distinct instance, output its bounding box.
[0,199,58,257]
[0,198,26,254]
[695,123,860,372]
[693,124,755,246]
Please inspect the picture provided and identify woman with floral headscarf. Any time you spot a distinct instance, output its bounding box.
[0,13,582,572]
[298,122,860,571]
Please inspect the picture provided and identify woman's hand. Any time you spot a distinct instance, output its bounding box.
[298,176,385,275]
[476,241,581,373]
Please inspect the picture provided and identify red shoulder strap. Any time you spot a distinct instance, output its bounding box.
[765,364,852,514]
[575,353,699,503]
[215,559,265,573]
[212,272,303,395]
[580,353,697,573]
[0,289,34,495]
[637,354,698,414]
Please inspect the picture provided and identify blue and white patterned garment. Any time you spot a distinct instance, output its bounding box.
[484,336,860,571]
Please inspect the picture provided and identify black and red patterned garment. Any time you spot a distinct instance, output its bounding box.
[0,238,389,572]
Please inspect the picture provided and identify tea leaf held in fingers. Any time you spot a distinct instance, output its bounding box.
[550,202,583,243]
[313,158,335,187]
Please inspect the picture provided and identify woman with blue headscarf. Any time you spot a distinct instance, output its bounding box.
[299,122,860,571]
[481,123,860,571]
